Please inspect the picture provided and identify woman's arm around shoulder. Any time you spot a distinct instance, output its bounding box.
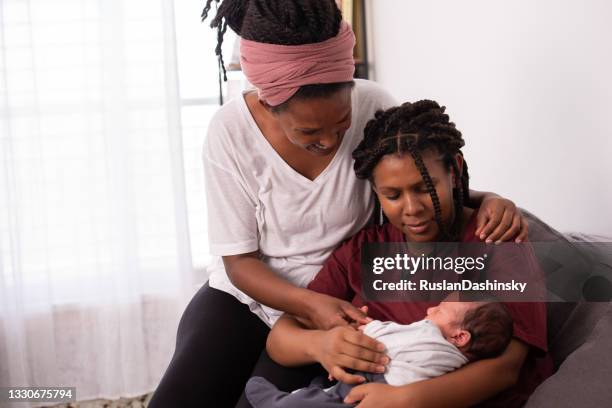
[469,190,529,243]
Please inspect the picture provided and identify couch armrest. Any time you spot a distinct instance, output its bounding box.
[525,303,612,408]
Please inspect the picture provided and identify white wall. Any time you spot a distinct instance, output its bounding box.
[367,0,612,235]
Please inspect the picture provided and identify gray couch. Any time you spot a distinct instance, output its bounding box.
[521,211,612,407]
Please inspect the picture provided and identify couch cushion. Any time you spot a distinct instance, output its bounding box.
[547,301,611,368]
[525,302,612,408]
[521,209,612,365]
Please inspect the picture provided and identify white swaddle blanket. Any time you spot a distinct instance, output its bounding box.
[363,319,469,386]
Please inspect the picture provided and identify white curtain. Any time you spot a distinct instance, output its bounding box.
[0,0,198,403]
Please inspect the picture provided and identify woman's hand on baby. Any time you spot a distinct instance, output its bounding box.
[343,383,414,408]
[305,292,372,330]
[313,326,389,385]
[476,195,529,244]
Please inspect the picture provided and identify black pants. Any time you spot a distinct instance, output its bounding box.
[149,283,325,408]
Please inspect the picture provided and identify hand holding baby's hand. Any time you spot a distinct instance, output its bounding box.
[329,310,374,382]
[349,306,371,330]
[306,293,372,330]
[357,307,371,332]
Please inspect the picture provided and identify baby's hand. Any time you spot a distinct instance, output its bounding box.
[349,306,370,329]
[357,306,370,331]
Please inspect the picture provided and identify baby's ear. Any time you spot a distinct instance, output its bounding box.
[450,329,471,348]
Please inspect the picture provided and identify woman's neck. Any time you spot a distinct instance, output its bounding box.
[244,91,283,137]
[460,206,475,236]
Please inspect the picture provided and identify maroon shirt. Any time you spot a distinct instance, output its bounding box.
[308,211,553,407]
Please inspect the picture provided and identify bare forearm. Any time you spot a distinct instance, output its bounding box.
[404,340,527,408]
[266,314,321,366]
[223,254,312,317]
[406,360,515,407]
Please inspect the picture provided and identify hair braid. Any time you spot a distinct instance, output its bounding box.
[449,159,465,238]
[406,141,445,236]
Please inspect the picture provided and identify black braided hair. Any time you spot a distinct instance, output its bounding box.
[352,100,470,241]
[201,0,353,106]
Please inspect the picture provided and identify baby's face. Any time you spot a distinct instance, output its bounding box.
[426,301,478,339]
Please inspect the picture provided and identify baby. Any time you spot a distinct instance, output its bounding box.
[245,297,513,408]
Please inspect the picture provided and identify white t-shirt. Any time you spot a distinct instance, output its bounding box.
[203,79,397,327]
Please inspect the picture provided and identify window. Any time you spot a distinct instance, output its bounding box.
[0,0,242,303]
[173,0,244,274]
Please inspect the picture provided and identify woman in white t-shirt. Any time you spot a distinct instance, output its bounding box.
[149,1,529,407]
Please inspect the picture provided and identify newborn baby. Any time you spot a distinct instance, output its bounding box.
[246,299,513,408]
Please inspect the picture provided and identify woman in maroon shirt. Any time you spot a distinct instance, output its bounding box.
[267,100,552,407]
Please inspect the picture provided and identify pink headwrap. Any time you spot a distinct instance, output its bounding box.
[239,20,356,106]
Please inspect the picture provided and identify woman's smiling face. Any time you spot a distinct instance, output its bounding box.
[272,88,353,156]
[372,149,461,242]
